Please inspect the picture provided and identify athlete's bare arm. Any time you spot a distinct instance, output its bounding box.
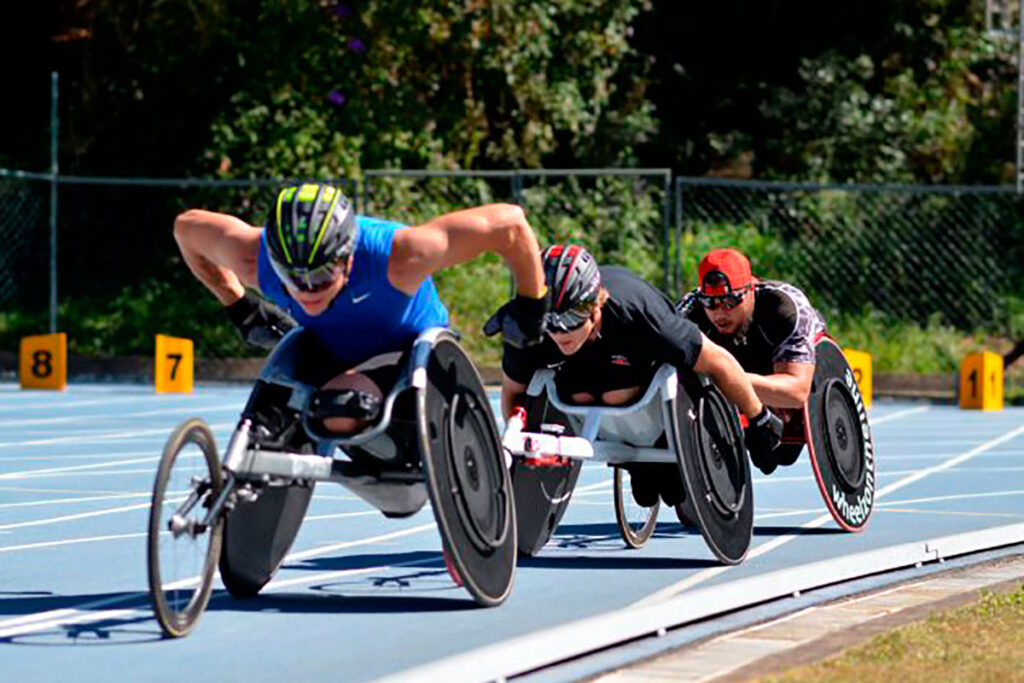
[173,210,262,305]
[746,362,814,408]
[500,374,530,419]
[389,204,545,298]
[692,335,765,419]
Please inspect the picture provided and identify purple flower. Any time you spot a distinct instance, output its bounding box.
[334,3,352,18]
[327,89,347,107]
[348,37,365,54]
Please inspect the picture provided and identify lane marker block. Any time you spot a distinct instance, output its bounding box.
[19,333,67,391]
[155,334,194,394]
[959,351,1002,411]
[843,348,872,409]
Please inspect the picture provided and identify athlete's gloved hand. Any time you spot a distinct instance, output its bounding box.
[501,406,528,469]
[744,405,784,475]
[225,292,296,350]
[483,292,548,348]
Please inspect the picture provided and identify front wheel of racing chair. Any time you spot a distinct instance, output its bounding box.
[613,465,660,548]
[147,418,224,638]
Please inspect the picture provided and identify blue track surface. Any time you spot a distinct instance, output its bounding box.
[0,383,1022,682]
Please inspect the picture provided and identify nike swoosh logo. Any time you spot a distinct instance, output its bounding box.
[351,292,372,304]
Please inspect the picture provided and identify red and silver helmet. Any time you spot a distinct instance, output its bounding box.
[541,244,601,332]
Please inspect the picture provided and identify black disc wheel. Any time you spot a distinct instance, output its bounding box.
[822,379,867,493]
[446,390,510,553]
[613,466,660,549]
[695,389,747,517]
[671,377,754,566]
[147,418,223,638]
[418,336,516,607]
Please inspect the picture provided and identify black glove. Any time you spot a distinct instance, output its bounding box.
[744,405,784,475]
[483,292,548,349]
[225,292,296,349]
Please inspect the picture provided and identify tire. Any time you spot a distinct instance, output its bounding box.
[613,466,660,549]
[147,418,224,638]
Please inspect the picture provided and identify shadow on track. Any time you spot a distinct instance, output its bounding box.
[753,525,846,537]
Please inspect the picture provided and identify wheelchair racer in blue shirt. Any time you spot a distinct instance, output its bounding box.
[174,182,548,434]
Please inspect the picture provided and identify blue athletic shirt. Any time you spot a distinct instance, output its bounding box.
[257,216,449,367]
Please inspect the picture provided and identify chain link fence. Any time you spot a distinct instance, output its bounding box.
[675,178,1024,332]
[3,170,1022,383]
[0,176,48,324]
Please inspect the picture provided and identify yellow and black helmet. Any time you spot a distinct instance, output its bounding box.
[265,183,358,291]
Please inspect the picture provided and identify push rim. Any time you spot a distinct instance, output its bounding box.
[822,379,867,492]
[695,388,746,517]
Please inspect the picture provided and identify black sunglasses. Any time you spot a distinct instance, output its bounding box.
[546,302,595,334]
[698,286,750,311]
[271,257,346,294]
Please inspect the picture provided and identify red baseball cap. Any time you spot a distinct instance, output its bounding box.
[698,249,752,295]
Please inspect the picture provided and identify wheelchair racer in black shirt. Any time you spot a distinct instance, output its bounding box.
[487,244,784,508]
[677,248,827,475]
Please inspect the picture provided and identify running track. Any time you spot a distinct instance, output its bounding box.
[1,383,1022,681]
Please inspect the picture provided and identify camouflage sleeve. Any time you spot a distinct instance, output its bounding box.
[770,286,826,365]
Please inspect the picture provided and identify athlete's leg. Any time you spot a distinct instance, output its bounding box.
[318,352,403,434]
[600,386,642,405]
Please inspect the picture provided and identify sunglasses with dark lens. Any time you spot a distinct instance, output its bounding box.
[271,258,345,294]
[546,302,594,334]
[698,287,749,311]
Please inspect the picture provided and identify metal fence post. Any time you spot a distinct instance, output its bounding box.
[661,170,672,296]
[50,71,59,334]
[674,176,683,297]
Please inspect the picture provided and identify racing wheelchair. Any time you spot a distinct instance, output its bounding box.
[505,363,755,565]
[146,327,516,637]
[582,335,877,549]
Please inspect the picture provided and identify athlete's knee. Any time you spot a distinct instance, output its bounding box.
[601,386,641,405]
[313,372,384,434]
[570,392,596,405]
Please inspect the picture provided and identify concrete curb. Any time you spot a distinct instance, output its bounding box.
[379,523,1024,682]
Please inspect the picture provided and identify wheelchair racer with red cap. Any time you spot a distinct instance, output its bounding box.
[487,244,783,508]
[173,183,549,433]
[677,248,827,475]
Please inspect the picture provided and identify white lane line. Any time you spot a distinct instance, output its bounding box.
[0,450,156,463]
[10,468,161,479]
[870,405,930,425]
[0,532,147,553]
[0,488,355,509]
[0,396,175,414]
[634,421,1024,607]
[877,489,1024,507]
[0,485,146,495]
[303,511,379,522]
[878,507,1024,519]
[0,522,438,636]
[0,510,394,552]
[0,502,153,531]
[0,404,241,428]
[0,492,151,509]
[284,523,437,563]
[0,422,234,449]
[0,455,169,480]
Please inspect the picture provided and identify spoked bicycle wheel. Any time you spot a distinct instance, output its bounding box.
[147,418,224,638]
[613,466,660,549]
